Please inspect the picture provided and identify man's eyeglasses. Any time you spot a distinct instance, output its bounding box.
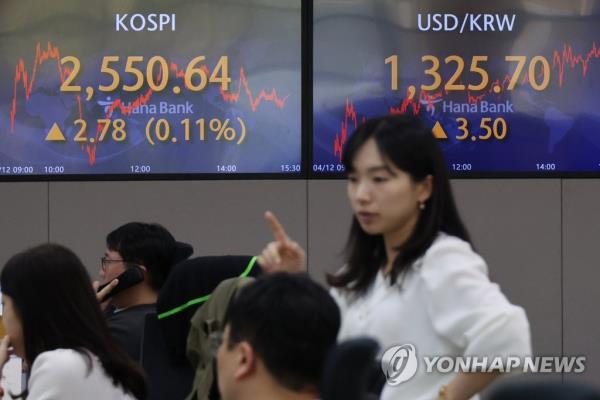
[100,256,126,271]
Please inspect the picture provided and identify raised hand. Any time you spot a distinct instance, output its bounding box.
[257,211,307,274]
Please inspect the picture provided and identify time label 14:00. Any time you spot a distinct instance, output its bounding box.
[385,55,551,92]
[59,55,231,94]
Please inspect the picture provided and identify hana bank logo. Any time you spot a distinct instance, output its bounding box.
[381,344,418,385]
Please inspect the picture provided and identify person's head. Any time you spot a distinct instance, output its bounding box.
[328,115,470,293]
[1,243,146,399]
[103,222,177,291]
[217,273,340,400]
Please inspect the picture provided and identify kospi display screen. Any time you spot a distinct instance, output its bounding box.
[0,0,302,178]
[313,0,600,176]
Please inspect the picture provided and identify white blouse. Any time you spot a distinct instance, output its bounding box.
[27,349,137,400]
[330,233,531,400]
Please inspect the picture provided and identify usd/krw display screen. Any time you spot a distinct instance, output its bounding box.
[0,0,301,177]
[313,0,600,175]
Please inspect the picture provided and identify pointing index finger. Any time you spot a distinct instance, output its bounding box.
[265,211,289,244]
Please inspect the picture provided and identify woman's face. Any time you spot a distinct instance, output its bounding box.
[2,294,25,359]
[347,138,431,245]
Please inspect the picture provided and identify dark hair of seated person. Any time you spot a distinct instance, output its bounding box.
[225,273,341,392]
[1,244,147,399]
[106,222,178,290]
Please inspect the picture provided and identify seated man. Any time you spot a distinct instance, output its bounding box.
[216,273,341,400]
[96,222,192,361]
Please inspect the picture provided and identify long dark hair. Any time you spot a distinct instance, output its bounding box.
[1,244,147,399]
[327,115,471,294]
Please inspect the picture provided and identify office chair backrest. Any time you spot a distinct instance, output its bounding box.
[140,313,194,400]
[320,337,380,400]
[156,255,261,363]
[173,241,194,264]
[489,380,600,400]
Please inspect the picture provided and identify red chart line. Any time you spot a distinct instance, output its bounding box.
[9,41,290,165]
[331,42,600,160]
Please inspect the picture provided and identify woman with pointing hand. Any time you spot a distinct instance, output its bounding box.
[257,115,531,400]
